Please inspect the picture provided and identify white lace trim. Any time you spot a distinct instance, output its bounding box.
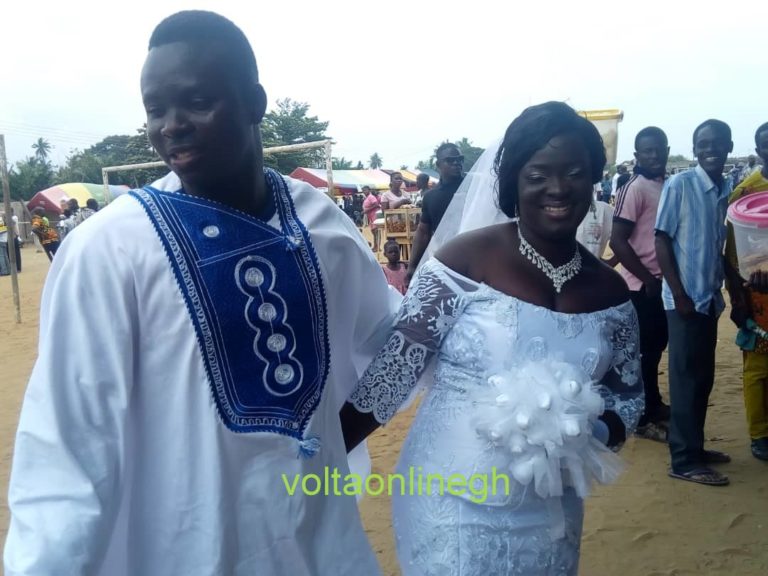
[350,260,469,423]
[350,258,644,435]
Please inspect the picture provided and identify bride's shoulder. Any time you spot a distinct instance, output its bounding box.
[435,223,512,281]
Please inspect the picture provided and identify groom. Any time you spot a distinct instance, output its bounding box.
[4,11,397,576]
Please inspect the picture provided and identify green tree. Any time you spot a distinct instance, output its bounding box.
[416,138,484,172]
[355,160,364,170]
[455,137,484,170]
[332,156,353,169]
[369,153,383,169]
[56,126,165,188]
[32,137,52,161]
[7,139,56,200]
[8,156,54,201]
[261,98,330,174]
[667,153,695,169]
[56,149,104,184]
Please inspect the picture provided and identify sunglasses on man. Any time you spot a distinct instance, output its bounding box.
[440,155,464,165]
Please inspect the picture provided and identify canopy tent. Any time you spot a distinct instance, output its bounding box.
[27,183,131,215]
[289,168,392,195]
[417,168,440,180]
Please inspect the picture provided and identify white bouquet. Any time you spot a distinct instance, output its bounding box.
[474,359,624,500]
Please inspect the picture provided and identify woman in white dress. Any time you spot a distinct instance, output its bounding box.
[342,101,644,575]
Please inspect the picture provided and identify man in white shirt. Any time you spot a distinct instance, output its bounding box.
[576,199,616,264]
[412,172,430,206]
[4,10,396,575]
[611,164,628,203]
[742,155,761,181]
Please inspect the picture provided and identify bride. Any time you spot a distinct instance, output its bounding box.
[342,101,644,575]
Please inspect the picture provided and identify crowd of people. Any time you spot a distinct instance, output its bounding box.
[0,197,101,275]
[2,9,766,576]
[359,144,467,291]
[55,197,99,242]
[572,123,768,481]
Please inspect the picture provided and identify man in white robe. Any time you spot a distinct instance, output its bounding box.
[4,10,396,576]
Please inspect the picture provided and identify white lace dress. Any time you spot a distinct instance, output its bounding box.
[351,259,644,576]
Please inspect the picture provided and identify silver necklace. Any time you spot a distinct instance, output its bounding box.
[517,226,582,293]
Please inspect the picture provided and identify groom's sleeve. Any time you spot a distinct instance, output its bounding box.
[5,221,135,575]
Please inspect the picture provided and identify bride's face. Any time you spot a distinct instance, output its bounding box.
[516,133,593,240]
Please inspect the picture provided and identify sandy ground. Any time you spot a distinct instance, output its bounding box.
[1,245,767,575]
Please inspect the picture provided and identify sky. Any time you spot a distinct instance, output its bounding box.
[2,0,766,173]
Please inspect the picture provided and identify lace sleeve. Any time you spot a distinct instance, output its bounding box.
[349,259,474,423]
[595,303,645,442]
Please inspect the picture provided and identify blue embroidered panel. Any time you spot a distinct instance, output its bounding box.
[130,170,330,438]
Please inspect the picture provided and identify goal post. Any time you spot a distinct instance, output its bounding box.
[101,139,334,203]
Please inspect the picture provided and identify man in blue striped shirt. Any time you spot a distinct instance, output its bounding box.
[655,119,733,486]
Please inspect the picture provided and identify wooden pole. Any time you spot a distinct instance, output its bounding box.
[103,160,166,172]
[102,168,112,205]
[99,140,334,198]
[324,140,334,199]
[261,140,332,155]
[0,135,22,323]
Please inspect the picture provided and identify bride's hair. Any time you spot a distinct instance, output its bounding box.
[494,101,606,218]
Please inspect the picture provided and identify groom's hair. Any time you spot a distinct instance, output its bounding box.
[148,11,259,91]
[494,101,605,218]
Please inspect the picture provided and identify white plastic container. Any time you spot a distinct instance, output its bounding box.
[577,109,623,166]
[727,191,768,277]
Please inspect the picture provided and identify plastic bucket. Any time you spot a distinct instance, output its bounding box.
[577,109,624,166]
[727,191,768,276]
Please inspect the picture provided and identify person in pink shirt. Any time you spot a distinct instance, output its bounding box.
[380,172,412,210]
[610,126,671,442]
[362,185,382,253]
[381,239,407,295]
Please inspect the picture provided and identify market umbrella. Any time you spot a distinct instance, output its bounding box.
[26,183,130,215]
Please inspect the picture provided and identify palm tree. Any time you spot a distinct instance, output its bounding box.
[32,138,52,161]
[455,137,484,169]
[369,153,383,169]
[332,156,353,169]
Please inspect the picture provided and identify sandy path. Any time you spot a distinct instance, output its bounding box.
[1,245,766,574]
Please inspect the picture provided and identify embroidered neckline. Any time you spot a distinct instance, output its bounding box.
[129,169,331,446]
